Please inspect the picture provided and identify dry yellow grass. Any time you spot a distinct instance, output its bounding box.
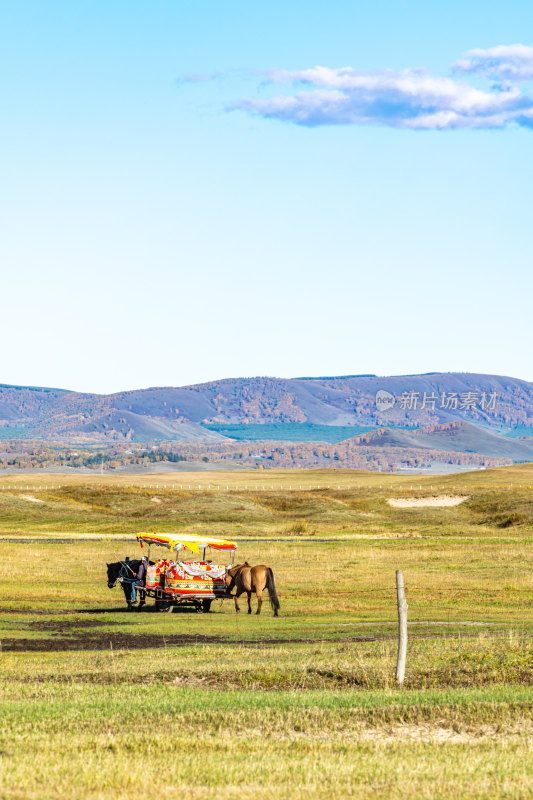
[0,464,532,799]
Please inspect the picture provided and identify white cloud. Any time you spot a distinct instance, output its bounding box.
[230,51,533,130]
[454,45,533,81]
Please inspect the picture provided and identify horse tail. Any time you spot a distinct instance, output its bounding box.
[265,568,280,616]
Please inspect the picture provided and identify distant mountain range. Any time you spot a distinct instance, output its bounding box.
[0,372,532,466]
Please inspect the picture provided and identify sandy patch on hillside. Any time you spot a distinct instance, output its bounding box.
[19,495,44,504]
[150,496,162,503]
[388,495,469,508]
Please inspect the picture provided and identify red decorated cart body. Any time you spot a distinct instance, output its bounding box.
[137,532,237,609]
[146,560,227,597]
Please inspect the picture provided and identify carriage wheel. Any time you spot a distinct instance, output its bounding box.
[155,600,173,613]
[202,600,212,613]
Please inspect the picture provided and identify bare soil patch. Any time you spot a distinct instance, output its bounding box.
[0,629,493,653]
[18,494,44,503]
[388,495,469,508]
[0,632,394,652]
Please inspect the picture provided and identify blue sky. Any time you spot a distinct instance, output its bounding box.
[1,0,532,393]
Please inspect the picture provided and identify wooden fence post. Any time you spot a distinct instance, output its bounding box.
[395,570,408,686]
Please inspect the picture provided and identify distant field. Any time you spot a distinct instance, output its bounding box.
[0,461,532,536]
[201,422,377,442]
[0,426,31,439]
[1,463,532,799]
[504,425,533,438]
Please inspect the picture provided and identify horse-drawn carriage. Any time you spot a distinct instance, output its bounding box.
[107,531,238,612]
[107,531,279,615]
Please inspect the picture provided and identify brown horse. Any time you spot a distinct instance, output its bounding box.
[225,562,280,616]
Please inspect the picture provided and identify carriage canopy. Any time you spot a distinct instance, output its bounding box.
[136,532,238,554]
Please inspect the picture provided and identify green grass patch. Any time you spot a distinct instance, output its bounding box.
[202,422,377,442]
[0,426,32,439]
[0,683,532,799]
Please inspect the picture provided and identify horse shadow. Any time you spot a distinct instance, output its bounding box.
[77,606,207,614]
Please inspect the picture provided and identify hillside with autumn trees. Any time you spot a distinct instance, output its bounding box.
[0,373,531,471]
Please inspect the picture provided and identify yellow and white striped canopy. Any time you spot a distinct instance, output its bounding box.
[136,532,238,554]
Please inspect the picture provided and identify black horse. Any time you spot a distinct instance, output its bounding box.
[107,559,151,611]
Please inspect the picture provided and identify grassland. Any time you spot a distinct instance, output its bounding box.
[0,464,532,799]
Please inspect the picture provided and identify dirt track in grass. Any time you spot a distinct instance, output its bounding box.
[1,628,508,652]
[1,632,390,652]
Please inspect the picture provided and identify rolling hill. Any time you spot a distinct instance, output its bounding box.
[76,411,226,443]
[346,421,533,461]
[106,372,533,430]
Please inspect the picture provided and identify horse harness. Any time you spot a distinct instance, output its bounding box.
[109,560,137,589]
